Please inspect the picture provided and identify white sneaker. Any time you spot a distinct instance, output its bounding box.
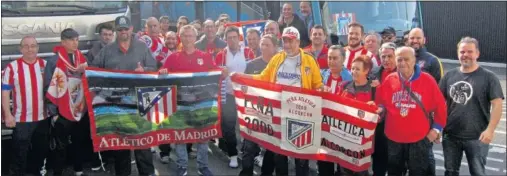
[254,155,263,167]
[160,156,170,164]
[229,155,239,168]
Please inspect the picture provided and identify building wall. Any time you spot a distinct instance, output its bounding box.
[421,2,506,63]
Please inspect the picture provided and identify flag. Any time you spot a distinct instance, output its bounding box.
[231,74,379,172]
[335,12,356,35]
[83,68,223,151]
[46,46,87,121]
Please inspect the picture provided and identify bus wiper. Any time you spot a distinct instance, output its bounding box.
[1,8,22,14]
[33,4,97,13]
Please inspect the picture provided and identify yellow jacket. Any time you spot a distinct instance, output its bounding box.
[252,49,323,90]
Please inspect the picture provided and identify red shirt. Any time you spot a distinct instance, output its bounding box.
[161,50,217,72]
[377,71,447,143]
[325,75,342,94]
[303,45,329,69]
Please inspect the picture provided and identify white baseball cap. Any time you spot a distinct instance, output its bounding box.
[282,27,300,40]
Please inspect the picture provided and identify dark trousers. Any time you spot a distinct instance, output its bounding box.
[113,149,154,176]
[387,138,432,176]
[372,121,388,176]
[69,115,101,172]
[219,94,238,157]
[442,135,489,176]
[239,139,261,176]
[261,150,309,176]
[317,161,341,176]
[9,118,50,176]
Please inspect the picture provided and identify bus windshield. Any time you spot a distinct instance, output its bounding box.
[321,1,420,36]
[1,1,127,17]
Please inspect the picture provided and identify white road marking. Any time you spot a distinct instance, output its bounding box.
[434,150,504,162]
[436,166,445,171]
[495,130,506,135]
[503,169,506,173]
[486,166,501,172]
[490,143,507,148]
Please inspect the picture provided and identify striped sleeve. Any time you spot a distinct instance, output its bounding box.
[2,64,13,90]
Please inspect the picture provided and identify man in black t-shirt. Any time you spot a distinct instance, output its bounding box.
[239,34,279,176]
[439,37,504,176]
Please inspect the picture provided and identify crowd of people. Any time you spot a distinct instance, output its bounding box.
[2,1,505,176]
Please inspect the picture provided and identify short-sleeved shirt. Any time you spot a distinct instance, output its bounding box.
[2,58,47,122]
[245,57,269,74]
[439,66,505,140]
[276,54,302,87]
[161,49,217,72]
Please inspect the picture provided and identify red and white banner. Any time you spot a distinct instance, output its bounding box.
[231,75,379,172]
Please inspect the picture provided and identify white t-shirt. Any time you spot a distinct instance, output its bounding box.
[225,47,247,94]
[276,54,302,87]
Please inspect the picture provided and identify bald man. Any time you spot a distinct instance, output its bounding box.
[139,17,170,66]
[376,46,447,176]
[278,3,310,48]
[164,31,178,52]
[408,28,444,83]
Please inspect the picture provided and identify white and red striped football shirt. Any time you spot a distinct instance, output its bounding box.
[1,58,47,122]
[139,33,170,64]
[344,47,379,70]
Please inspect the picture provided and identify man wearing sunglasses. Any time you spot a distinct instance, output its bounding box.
[380,27,397,44]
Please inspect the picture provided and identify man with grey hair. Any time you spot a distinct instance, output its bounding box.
[439,37,504,176]
[376,46,447,176]
[264,20,283,48]
[159,24,217,176]
[364,31,382,67]
[370,42,397,176]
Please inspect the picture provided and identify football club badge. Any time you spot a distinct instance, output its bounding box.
[304,66,311,75]
[287,119,314,149]
[400,107,409,117]
[197,58,203,65]
[241,85,248,93]
[136,86,172,117]
[357,110,365,119]
[418,60,426,68]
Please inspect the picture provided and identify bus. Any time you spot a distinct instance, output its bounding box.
[1,1,131,69]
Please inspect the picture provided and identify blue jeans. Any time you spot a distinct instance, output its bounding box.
[175,142,209,169]
[442,135,489,176]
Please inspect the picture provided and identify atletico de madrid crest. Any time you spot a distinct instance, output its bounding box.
[357,110,365,119]
[197,58,203,65]
[400,108,409,117]
[287,119,314,149]
[136,86,173,124]
[241,85,248,93]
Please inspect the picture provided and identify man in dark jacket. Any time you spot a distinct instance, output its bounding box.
[87,24,115,63]
[278,3,310,48]
[408,28,444,83]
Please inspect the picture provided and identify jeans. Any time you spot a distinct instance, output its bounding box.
[387,138,432,176]
[443,135,489,176]
[317,161,341,176]
[175,142,209,169]
[239,139,261,176]
[219,94,238,157]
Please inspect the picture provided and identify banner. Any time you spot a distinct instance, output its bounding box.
[83,68,223,152]
[231,75,379,172]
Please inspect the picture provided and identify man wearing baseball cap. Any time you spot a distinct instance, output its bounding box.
[91,15,157,176]
[234,26,323,176]
[380,26,397,44]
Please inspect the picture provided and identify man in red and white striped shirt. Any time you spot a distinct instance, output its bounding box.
[139,17,170,67]
[343,22,378,71]
[1,36,49,175]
